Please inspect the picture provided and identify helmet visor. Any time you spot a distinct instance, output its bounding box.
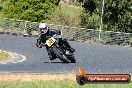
[39,28,48,34]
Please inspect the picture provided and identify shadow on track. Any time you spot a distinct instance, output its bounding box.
[43,61,63,63]
[43,61,77,64]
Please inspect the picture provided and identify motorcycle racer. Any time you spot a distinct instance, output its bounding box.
[36,23,75,60]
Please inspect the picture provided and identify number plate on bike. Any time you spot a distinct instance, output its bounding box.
[46,37,56,47]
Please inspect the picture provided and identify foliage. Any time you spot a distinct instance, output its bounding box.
[79,0,100,29]
[103,0,132,33]
[83,0,96,14]
[80,11,99,29]
[0,0,7,4]
[43,4,82,27]
[0,5,2,11]
[1,0,60,22]
[1,0,131,33]
[79,0,132,33]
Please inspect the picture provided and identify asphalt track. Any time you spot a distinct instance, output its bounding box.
[0,35,132,74]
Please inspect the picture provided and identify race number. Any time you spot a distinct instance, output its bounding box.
[46,37,56,47]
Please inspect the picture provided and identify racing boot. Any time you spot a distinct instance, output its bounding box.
[48,52,56,60]
[69,47,75,53]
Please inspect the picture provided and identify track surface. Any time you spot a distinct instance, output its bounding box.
[0,35,132,74]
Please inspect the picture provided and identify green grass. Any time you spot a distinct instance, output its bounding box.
[60,4,83,19]
[44,4,83,27]
[0,51,10,61]
[59,4,83,27]
[0,80,132,88]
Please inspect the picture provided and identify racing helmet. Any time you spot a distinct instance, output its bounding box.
[39,23,48,34]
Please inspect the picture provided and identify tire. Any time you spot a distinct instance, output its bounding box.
[53,45,69,63]
[68,56,76,63]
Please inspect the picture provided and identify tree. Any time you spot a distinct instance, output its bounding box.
[0,0,7,11]
[1,0,60,22]
[79,0,100,29]
[80,0,132,33]
[0,0,7,4]
[83,0,96,14]
[103,0,132,33]
[77,0,99,14]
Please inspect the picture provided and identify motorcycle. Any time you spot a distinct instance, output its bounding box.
[44,34,76,63]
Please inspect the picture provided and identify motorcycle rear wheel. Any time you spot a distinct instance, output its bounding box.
[68,56,76,63]
[53,45,69,63]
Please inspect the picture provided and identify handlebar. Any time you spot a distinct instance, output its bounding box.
[53,34,57,38]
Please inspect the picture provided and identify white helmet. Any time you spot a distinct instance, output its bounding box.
[39,23,48,34]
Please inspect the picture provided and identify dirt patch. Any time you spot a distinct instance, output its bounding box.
[0,73,76,82]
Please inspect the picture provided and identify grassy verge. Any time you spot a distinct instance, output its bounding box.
[0,51,10,61]
[0,80,131,88]
[60,4,83,19]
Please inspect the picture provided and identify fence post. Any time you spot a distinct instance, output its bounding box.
[25,21,32,36]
